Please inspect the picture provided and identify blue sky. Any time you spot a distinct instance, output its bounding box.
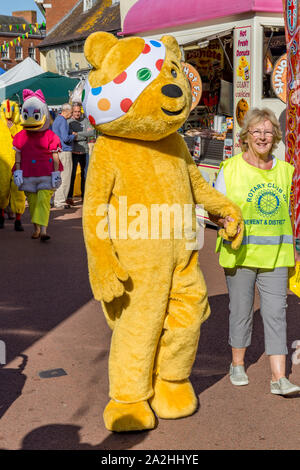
[1,0,45,23]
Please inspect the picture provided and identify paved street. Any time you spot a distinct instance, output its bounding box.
[1,202,300,450]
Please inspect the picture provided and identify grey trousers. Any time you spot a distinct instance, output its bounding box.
[53,151,72,208]
[224,266,288,355]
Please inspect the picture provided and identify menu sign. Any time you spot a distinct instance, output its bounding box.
[185,40,224,82]
[283,0,300,241]
[233,26,251,152]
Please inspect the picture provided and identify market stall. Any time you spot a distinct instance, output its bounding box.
[120,0,287,223]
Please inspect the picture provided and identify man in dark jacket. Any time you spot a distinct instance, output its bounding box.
[67,104,96,204]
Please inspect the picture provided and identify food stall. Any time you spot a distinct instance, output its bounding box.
[120,0,287,223]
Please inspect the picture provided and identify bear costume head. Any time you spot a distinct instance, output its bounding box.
[0,99,21,125]
[83,32,191,141]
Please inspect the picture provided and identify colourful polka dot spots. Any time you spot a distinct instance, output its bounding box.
[156,59,164,71]
[98,98,111,111]
[113,71,127,84]
[150,40,161,48]
[89,115,96,125]
[81,90,85,101]
[82,39,166,125]
[142,44,151,54]
[120,99,133,113]
[92,86,102,95]
[137,68,152,81]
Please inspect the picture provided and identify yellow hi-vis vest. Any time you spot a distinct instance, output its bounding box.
[216,153,295,268]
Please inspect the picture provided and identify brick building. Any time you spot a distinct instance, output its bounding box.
[36,0,120,77]
[0,11,45,71]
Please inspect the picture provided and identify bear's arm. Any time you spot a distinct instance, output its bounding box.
[180,138,244,249]
[82,138,128,302]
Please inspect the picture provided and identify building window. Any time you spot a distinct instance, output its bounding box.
[83,0,96,11]
[69,43,84,53]
[262,26,286,99]
[1,47,9,60]
[55,47,71,75]
[28,47,36,60]
[15,46,23,60]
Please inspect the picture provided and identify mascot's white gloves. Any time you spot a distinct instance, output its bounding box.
[51,171,62,189]
[13,170,23,187]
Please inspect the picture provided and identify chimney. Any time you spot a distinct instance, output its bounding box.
[12,11,37,24]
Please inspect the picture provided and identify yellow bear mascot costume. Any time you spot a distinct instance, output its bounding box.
[82,32,244,432]
[0,99,25,230]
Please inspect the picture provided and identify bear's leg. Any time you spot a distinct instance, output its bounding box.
[149,250,210,419]
[105,249,173,431]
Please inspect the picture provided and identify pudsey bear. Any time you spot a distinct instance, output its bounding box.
[82,32,244,432]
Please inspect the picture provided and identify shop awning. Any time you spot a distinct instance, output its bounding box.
[122,0,284,36]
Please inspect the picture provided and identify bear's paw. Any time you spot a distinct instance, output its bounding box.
[149,376,198,419]
[103,399,156,432]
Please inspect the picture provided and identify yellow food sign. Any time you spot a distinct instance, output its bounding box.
[182,62,202,110]
[271,53,287,103]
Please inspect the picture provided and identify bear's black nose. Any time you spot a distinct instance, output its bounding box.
[161,84,183,98]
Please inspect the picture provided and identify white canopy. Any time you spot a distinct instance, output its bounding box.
[0,57,44,89]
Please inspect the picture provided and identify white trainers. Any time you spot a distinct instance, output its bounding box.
[229,363,249,386]
[270,377,300,396]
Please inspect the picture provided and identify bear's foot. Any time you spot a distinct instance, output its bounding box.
[149,376,198,419]
[103,399,155,432]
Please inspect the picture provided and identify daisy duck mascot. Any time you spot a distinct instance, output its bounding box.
[12,89,63,241]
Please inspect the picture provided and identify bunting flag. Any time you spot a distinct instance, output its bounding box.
[0,21,45,31]
[0,21,46,52]
[283,0,300,245]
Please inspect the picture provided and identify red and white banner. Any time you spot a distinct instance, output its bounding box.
[283,0,300,241]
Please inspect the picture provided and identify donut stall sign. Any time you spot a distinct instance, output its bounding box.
[182,62,202,110]
[271,53,287,102]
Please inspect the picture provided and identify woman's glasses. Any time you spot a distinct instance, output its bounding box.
[248,130,274,139]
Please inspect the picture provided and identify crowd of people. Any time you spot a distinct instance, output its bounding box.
[0,95,96,240]
[51,102,96,209]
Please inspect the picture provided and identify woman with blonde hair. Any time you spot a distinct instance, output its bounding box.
[210,107,300,396]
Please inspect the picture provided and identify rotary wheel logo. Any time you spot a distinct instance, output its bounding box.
[255,190,280,217]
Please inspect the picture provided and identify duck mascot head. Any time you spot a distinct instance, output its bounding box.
[20,89,51,132]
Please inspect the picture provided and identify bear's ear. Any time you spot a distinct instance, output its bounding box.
[160,35,182,60]
[84,32,118,69]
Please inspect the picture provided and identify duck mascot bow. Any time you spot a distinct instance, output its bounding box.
[82,32,244,432]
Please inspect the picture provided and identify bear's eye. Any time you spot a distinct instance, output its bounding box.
[171,69,177,78]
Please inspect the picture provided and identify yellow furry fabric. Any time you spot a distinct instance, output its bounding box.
[103,400,155,432]
[149,376,198,419]
[0,119,25,214]
[0,102,25,214]
[82,32,244,431]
